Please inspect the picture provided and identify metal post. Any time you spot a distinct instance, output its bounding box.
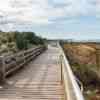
[0,56,6,85]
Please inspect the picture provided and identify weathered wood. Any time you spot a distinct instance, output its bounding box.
[59,44,84,100]
[0,45,64,100]
[0,56,6,85]
[0,46,46,79]
[5,46,45,76]
[96,49,100,68]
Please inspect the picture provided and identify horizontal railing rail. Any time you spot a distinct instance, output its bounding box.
[59,43,84,100]
[0,46,46,84]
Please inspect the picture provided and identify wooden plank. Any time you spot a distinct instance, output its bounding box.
[0,46,65,100]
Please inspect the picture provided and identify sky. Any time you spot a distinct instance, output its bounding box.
[0,0,99,40]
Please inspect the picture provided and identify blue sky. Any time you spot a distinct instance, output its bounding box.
[0,0,99,40]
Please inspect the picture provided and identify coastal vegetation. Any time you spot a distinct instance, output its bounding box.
[61,41,100,100]
[0,31,46,55]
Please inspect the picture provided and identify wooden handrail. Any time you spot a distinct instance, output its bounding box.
[0,46,46,84]
[58,43,84,100]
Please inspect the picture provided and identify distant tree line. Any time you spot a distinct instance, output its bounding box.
[15,31,46,50]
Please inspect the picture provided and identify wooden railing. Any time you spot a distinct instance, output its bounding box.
[0,46,46,84]
[59,43,85,100]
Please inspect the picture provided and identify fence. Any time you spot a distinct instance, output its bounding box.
[0,46,46,84]
[59,43,84,100]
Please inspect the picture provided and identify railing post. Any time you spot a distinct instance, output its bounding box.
[59,54,63,84]
[23,51,25,64]
[0,56,6,85]
[59,43,85,100]
[96,48,100,69]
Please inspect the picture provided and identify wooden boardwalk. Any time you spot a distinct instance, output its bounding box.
[0,46,64,100]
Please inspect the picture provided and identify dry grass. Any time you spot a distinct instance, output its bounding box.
[63,42,100,100]
[63,43,97,65]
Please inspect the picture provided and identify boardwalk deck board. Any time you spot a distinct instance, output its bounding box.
[0,46,64,100]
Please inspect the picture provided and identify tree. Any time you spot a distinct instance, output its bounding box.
[15,32,28,50]
[23,32,35,44]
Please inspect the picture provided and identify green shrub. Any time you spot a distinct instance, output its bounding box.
[7,42,15,48]
[0,44,9,53]
[1,37,8,43]
[22,32,45,45]
[9,46,17,53]
[0,41,2,46]
[23,32,35,44]
[0,31,46,52]
[72,64,100,89]
[15,33,28,50]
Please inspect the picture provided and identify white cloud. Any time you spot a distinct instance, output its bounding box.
[96,0,100,18]
[62,0,95,16]
[0,0,49,26]
[0,0,96,31]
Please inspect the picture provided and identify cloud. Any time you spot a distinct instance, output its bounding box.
[0,0,97,31]
[96,0,100,18]
[0,0,48,29]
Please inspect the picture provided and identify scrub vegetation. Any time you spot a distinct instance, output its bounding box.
[61,41,100,100]
[0,31,46,55]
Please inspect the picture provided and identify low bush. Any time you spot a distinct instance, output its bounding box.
[0,31,46,54]
[72,64,100,89]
